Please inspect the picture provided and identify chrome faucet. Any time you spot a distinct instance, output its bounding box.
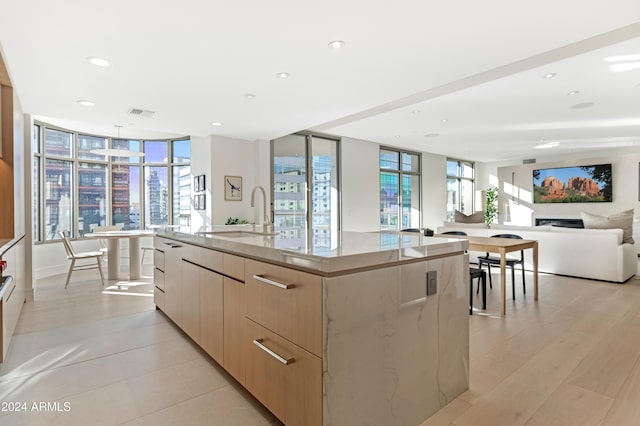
[250,185,271,225]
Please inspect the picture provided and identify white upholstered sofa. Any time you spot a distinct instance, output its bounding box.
[436,223,637,283]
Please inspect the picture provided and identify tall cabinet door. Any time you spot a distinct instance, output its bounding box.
[162,241,183,326]
[223,276,245,384]
[199,268,223,364]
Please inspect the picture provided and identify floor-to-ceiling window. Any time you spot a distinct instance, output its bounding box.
[33,122,190,242]
[446,158,475,220]
[380,148,421,230]
[272,133,340,248]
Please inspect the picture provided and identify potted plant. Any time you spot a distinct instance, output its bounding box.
[484,187,498,228]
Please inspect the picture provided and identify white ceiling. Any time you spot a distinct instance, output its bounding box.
[1,0,639,162]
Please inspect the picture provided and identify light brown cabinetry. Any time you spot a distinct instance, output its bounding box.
[153,245,165,310]
[199,267,224,364]
[223,276,245,383]
[245,259,322,357]
[181,260,201,342]
[153,236,322,425]
[245,318,322,426]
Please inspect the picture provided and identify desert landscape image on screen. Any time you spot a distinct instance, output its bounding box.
[533,164,612,203]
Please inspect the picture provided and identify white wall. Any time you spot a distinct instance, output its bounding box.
[494,149,640,226]
[421,152,448,231]
[209,135,270,225]
[341,137,380,232]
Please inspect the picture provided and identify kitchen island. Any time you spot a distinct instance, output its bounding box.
[153,226,469,426]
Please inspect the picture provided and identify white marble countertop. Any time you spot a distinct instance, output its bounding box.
[157,225,468,276]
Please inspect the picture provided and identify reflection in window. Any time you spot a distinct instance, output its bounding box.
[44,128,73,158]
[44,159,73,240]
[145,167,169,226]
[112,166,140,230]
[33,122,190,241]
[173,165,191,226]
[272,134,340,249]
[78,163,107,236]
[380,148,421,230]
[78,134,107,161]
[446,158,475,220]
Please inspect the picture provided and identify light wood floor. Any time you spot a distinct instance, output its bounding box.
[1,263,639,425]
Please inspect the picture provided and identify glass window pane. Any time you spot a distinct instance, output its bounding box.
[173,165,191,226]
[78,134,107,161]
[446,160,458,177]
[144,166,168,226]
[460,179,474,214]
[33,156,41,241]
[44,159,73,240]
[380,149,399,170]
[78,163,107,236]
[273,135,307,241]
[401,153,419,173]
[44,128,73,158]
[311,137,338,249]
[113,139,141,163]
[402,174,420,228]
[172,139,191,163]
[33,124,41,154]
[461,161,474,179]
[144,140,168,163]
[113,166,140,230]
[446,178,458,221]
[380,172,399,230]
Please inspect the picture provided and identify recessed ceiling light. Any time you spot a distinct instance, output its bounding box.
[424,133,439,138]
[535,141,559,149]
[77,100,95,106]
[411,110,421,115]
[567,90,579,96]
[276,72,290,79]
[328,40,345,49]
[211,122,223,126]
[244,94,256,100]
[543,73,557,79]
[86,56,110,67]
[394,135,401,138]
[441,118,448,123]
[570,102,595,109]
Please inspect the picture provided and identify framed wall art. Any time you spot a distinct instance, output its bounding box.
[224,176,242,201]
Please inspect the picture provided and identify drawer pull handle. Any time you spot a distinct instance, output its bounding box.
[163,242,182,248]
[253,339,294,365]
[252,274,294,290]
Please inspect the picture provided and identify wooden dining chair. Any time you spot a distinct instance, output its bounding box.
[477,234,526,300]
[59,231,106,289]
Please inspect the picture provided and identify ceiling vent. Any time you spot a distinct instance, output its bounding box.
[127,107,155,118]
[523,158,536,164]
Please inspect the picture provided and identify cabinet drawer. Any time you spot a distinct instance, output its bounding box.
[153,249,165,272]
[245,319,321,426]
[223,253,244,281]
[245,260,322,357]
[153,268,165,291]
[181,243,201,265]
[154,286,165,311]
[199,247,223,272]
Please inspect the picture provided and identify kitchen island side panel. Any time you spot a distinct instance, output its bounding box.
[322,253,469,426]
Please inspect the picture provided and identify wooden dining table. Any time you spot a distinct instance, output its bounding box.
[436,234,539,315]
[86,230,154,280]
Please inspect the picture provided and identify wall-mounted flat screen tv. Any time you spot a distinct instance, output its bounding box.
[533,164,612,203]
